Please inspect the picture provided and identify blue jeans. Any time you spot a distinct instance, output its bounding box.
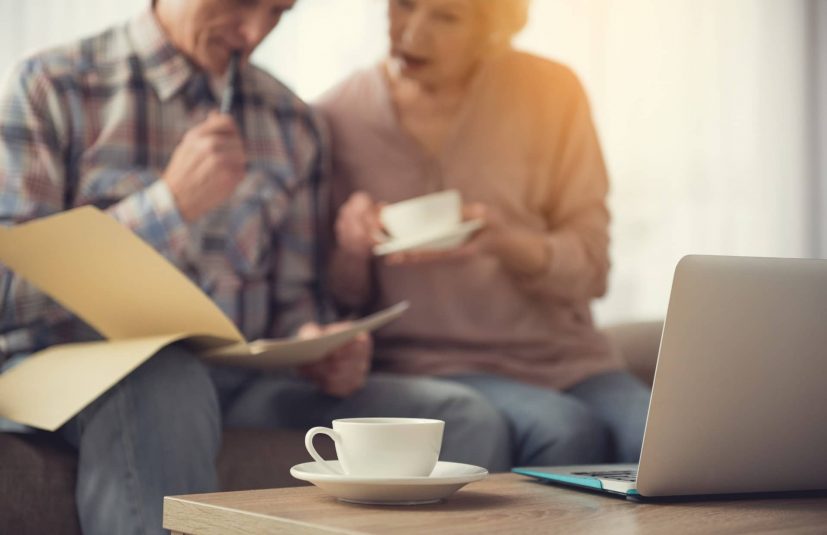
[447,371,651,466]
[59,346,511,535]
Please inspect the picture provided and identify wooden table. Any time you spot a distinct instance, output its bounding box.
[163,474,827,534]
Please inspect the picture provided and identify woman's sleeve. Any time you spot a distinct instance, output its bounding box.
[516,72,611,304]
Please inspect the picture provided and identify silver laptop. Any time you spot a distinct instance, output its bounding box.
[514,255,827,498]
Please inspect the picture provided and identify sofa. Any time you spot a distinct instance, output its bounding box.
[0,321,663,534]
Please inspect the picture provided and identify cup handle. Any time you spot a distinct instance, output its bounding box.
[305,427,343,475]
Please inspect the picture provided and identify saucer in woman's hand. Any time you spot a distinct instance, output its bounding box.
[372,219,484,257]
[289,460,488,505]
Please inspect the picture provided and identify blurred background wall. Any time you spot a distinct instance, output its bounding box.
[0,0,821,325]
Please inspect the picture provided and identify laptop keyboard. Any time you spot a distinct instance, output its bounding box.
[571,469,638,482]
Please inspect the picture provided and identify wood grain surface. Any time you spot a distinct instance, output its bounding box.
[164,473,827,534]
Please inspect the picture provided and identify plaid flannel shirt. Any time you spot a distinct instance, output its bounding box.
[0,10,330,363]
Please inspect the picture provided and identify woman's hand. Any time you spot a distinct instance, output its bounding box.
[335,192,386,259]
[296,322,373,398]
[475,203,551,278]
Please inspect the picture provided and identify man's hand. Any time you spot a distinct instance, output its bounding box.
[335,191,386,259]
[297,322,372,398]
[163,112,247,222]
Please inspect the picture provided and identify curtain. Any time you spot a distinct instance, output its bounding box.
[0,0,812,324]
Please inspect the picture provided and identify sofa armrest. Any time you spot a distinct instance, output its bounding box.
[0,432,81,535]
[603,321,663,387]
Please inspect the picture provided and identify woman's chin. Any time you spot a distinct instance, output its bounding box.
[398,65,437,84]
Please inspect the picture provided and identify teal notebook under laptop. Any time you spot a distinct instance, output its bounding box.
[513,465,640,497]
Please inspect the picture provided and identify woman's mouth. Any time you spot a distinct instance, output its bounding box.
[399,52,430,70]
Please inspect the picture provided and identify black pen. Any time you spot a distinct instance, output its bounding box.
[220,50,241,115]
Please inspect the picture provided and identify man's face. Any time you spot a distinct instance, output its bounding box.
[156,0,296,76]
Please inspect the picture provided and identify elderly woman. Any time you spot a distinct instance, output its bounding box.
[316,0,650,466]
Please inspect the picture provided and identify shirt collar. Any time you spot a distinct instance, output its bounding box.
[126,8,199,102]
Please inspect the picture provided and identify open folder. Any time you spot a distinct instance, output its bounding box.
[0,207,408,431]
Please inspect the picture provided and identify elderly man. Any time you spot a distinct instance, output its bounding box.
[0,1,510,533]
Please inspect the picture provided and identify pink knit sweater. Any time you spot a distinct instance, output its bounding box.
[316,49,621,390]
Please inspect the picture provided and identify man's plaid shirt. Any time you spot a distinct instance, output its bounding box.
[0,10,329,362]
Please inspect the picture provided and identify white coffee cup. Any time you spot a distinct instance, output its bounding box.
[380,190,461,239]
[304,417,444,477]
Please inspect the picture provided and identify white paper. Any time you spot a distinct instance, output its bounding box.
[204,301,410,369]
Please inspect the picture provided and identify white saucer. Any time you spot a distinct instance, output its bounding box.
[373,219,484,257]
[289,460,488,505]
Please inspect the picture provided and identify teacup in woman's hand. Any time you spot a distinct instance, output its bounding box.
[379,190,461,240]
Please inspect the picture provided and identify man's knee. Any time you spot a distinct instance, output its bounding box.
[129,346,213,391]
[108,345,220,441]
